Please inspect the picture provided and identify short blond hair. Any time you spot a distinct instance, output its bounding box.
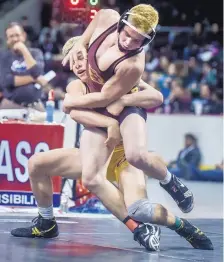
[62,36,81,57]
[128,4,159,34]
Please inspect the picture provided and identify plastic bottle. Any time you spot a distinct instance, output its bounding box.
[60,193,69,213]
[46,89,55,123]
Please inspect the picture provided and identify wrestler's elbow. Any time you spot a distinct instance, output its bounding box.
[69,110,80,121]
[154,91,164,106]
[145,90,163,108]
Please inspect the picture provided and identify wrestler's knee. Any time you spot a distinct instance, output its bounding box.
[82,172,104,192]
[127,199,157,223]
[28,153,45,178]
[125,148,149,168]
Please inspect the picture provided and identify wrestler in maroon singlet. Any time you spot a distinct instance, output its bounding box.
[85,23,147,124]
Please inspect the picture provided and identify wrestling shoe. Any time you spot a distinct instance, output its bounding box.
[133,224,161,251]
[160,174,194,213]
[175,219,214,250]
[11,214,59,238]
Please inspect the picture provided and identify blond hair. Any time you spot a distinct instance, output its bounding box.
[128,4,159,34]
[62,36,81,57]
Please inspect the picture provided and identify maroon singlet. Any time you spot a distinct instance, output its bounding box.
[86,23,142,93]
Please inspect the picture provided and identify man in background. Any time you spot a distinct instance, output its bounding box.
[0,22,49,111]
[168,133,201,180]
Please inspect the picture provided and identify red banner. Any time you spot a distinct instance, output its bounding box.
[0,121,64,207]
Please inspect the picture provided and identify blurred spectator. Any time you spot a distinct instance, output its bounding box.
[20,16,37,43]
[38,32,60,60]
[39,18,64,53]
[184,23,206,59]
[205,23,223,46]
[192,84,223,115]
[185,57,201,88]
[190,23,206,48]
[169,78,191,113]
[200,62,217,87]
[209,88,223,115]
[40,0,52,28]
[168,133,201,180]
[0,22,49,111]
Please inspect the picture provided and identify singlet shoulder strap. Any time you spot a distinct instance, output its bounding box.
[84,83,90,94]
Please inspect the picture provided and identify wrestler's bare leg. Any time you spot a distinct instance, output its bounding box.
[118,165,147,207]
[120,114,194,214]
[80,127,128,221]
[118,165,214,250]
[28,148,82,207]
[118,166,176,227]
[120,114,167,180]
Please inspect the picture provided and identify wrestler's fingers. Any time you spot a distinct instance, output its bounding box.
[82,48,87,60]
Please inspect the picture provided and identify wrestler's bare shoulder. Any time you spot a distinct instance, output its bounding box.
[130,50,145,63]
[116,51,145,74]
[97,9,120,29]
[89,9,120,45]
[66,79,86,94]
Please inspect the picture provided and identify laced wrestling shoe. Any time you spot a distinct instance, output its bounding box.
[176,219,214,250]
[160,174,194,213]
[133,224,161,251]
[11,214,59,238]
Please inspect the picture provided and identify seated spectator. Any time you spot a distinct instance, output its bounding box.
[168,78,191,113]
[20,16,37,44]
[156,59,174,100]
[205,23,223,46]
[0,22,49,111]
[168,133,201,180]
[200,62,217,87]
[209,88,223,115]
[38,32,60,60]
[184,23,206,58]
[185,57,202,87]
[38,18,64,51]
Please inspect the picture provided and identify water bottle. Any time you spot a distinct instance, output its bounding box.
[60,193,69,213]
[46,89,55,123]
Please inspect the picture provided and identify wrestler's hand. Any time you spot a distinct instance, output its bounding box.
[62,41,87,70]
[105,121,121,148]
[106,99,125,116]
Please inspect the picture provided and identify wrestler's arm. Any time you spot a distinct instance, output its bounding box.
[62,9,120,67]
[65,80,119,129]
[80,9,120,47]
[63,61,144,109]
[70,108,118,129]
[120,79,164,109]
